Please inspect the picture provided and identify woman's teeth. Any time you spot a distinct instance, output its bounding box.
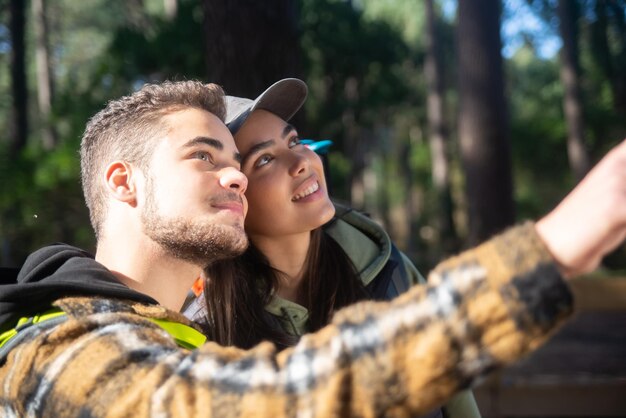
[292,182,319,201]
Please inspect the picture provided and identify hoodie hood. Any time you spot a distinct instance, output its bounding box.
[0,244,157,330]
[324,202,392,286]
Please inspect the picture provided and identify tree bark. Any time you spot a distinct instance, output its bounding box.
[457,0,515,246]
[32,0,57,149]
[425,0,458,254]
[399,133,423,258]
[342,77,367,209]
[164,0,178,20]
[591,0,626,121]
[9,0,28,154]
[558,0,591,181]
[202,0,301,98]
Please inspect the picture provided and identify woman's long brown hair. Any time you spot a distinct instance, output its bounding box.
[202,228,369,350]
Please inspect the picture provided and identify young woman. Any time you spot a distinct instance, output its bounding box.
[185,79,481,418]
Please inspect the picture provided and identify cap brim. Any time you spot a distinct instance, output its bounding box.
[225,78,308,134]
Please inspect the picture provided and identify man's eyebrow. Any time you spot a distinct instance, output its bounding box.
[242,139,275,164]
[183,136,241,163]
[182,136,224,150]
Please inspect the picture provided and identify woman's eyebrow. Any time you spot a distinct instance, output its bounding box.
[241,124,297,164]
[282,124,296,139]
[242,139,275,164]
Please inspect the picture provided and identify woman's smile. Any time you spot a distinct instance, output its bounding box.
[292,180,320,202]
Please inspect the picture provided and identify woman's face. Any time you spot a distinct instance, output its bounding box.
[234,109,335,239]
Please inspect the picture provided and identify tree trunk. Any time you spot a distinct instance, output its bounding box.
[347,112,365,208]
[399,133,423,259]
[342,77,368,209]
[558,0,591,181]
[457,0,515,246]
[424,0,458,254]
[164,0,178,20]
[202,0,301,98]
[591,0,626,122]
[9,0,28,154]
[32,0,57,150]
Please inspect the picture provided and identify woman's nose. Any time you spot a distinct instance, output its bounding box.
[288,153,310,177]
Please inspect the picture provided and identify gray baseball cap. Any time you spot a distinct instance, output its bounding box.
[225,78,308,134]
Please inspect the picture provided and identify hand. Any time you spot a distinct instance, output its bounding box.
[536,139,626,278]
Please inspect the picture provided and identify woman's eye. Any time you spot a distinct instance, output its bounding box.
[255,154,273,168]
[288,136,302,148]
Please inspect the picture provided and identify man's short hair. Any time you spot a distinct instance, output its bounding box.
[80,80,226,238]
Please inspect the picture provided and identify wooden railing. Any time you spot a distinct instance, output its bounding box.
[474,277,626,418]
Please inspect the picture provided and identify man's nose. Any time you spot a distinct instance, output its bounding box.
[218,167,248,194]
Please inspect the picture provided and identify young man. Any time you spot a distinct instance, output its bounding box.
[0,79,624,417]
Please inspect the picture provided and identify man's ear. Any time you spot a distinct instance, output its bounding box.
[105,161,137,205]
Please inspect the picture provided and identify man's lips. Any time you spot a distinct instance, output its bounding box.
[212,201,244,216]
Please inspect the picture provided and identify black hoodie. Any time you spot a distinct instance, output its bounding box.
[0,244,156,331]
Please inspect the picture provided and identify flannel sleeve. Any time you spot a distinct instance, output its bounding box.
[0,223,573,418]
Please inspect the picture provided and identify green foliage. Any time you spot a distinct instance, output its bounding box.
[359,0,427,47]
[327,151,352,199]
[506,1,626,227]
[507,44,571,218]
[105,0,206,84]
[0,140,93,265]
[300,0,414,140]
[2,0,625,271]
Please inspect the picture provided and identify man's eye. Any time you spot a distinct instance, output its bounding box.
[194,151,213,163]
[255,154,273,168]
[288,136,302,148]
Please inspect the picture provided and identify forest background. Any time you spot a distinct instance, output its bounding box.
[1,0,626,275]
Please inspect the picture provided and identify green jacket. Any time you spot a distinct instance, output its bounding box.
[265,204,481,418]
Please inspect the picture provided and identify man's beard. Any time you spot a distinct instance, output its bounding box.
[141,179,248,267]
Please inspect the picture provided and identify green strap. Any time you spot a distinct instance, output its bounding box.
[0,309,66,349]
[149,317,206,349]
[0,309,206,350]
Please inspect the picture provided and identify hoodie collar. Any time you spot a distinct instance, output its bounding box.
[0,243,156,330]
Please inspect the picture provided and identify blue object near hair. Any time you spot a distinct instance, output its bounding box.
[301,139,333,154]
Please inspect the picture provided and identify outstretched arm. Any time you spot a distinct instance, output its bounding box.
[1,225,570,417]
[536,139,626,278]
